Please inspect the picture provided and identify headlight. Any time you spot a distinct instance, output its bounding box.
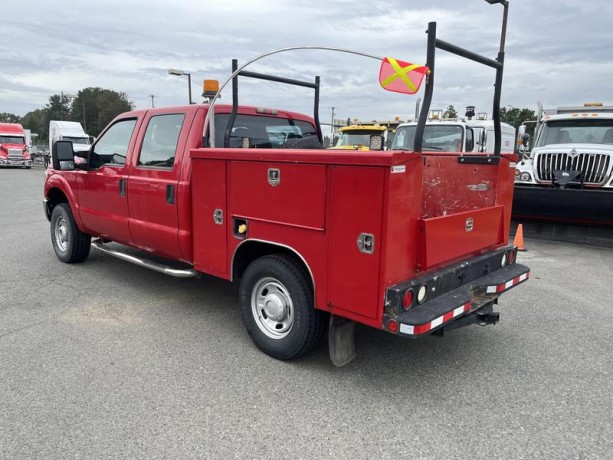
[520,172,532,182]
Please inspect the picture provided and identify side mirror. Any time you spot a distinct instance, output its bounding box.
[369,135,384,151]
[52,140,75,170]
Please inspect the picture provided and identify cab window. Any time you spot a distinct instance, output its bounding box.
[211,114,318,148]
[90,118,137,169]
[138,114,185,167]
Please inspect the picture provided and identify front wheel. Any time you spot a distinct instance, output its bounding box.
[239,254,324,360]
[50,203,91,263]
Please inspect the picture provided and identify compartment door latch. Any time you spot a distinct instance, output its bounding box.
[357,233,375,254]
[213,209,223,225]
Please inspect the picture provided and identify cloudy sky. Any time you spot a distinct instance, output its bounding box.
[3,0,613,129]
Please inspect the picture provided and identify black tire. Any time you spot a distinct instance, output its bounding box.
[239,254,325,360]
[50,203,91,263]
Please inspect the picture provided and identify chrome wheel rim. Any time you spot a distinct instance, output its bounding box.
[251,277,294,339]
[55,216,69,252]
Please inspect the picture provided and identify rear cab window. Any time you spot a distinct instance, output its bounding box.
[212,114,318,148]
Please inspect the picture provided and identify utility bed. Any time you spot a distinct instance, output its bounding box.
[191,147,526,330]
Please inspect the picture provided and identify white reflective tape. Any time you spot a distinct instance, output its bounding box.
[505,280,514,289]
[399,323,414,335]
[431,316,443,328]
[519,273,528,282]
[453,305,466,317]
[486,286,496,294]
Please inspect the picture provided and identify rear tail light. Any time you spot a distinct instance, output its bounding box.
[402,289,414,310]
[508,249,516,264]
[388,320,399,333]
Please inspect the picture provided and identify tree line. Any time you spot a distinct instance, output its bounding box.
[0,88,133,145]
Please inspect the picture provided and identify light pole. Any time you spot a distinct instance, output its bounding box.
[330,106,335,147]
[168,68,193,104]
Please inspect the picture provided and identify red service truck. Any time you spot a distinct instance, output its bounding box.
[0,123,33,168]
[43,2,528,366]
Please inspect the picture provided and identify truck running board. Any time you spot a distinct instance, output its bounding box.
[91,239,199,278]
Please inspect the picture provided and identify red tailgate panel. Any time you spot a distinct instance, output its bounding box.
[229,161,326,230]
[327,166,384,319]
[417,205,504,271]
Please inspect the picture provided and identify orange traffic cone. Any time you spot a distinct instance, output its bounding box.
[513,223,526,251]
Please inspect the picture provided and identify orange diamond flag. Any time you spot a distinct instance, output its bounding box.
[379,57,428,95]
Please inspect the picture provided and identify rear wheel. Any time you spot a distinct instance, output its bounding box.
[50,203,91,263]
[239,254,324,360]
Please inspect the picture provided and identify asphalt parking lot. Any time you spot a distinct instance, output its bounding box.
[1,165,612,459]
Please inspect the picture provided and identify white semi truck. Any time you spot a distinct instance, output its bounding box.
[513,103,613,226]
[47,121,91,167]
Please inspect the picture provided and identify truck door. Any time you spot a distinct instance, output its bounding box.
[127,111,188,260]
[77,117,140,243]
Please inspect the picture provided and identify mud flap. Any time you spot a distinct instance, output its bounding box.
[328,315,356,367]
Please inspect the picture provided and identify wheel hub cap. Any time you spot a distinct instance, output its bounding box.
[251,277,294,339]
[263,294,286,322]
[55,217,68,252]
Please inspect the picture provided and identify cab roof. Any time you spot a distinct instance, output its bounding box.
[116,104,315,124]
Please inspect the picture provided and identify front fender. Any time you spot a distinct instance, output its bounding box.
[44,172,86,232]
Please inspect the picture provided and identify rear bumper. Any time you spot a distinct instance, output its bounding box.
[384,246,529,337]
[513,184,613,227]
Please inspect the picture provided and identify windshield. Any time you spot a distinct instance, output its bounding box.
[334,129,385,147]
[335,133,375,147]
[0,135,25,144]
[64,136,89,145]
[392,125,463,152]
[536,119,613,146]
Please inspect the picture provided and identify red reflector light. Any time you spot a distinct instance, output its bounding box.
[402,289,414,310]
[508,250,516,264]
[388,320,399,333]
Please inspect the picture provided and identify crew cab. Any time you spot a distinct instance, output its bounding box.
[44,1,528,366]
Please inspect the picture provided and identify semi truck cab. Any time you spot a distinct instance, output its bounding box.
[0,123,32,168]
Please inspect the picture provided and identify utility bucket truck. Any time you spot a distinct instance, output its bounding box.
[44,0,528,366]
[392,109,516,153]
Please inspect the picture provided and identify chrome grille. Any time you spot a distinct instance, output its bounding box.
[535,152,611,184]
[8,148,23,160]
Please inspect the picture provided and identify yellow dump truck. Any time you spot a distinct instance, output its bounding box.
[329,125,388,150]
